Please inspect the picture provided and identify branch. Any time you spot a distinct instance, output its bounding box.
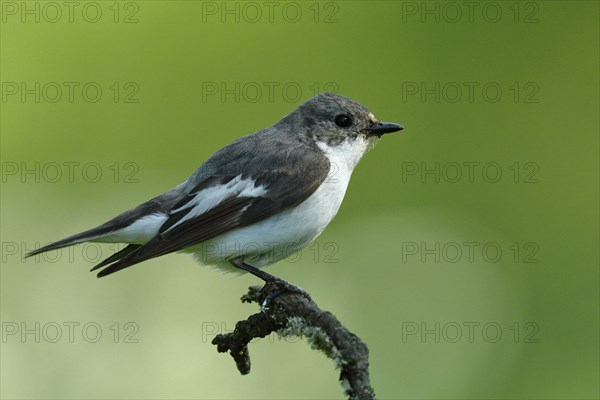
[212,280,375,400]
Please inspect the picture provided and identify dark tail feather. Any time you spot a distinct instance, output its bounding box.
[94,239,165,278]
[96,256,140,278]
[25,228,111,258]
[90,244,141,272]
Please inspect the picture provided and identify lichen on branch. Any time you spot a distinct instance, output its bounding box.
[211,279,375,400]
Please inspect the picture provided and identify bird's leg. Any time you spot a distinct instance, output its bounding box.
[230,260,312,308]
[231,259,280,282]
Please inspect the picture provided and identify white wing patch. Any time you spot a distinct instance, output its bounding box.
[164,175,267,233]
[95,213,169,244]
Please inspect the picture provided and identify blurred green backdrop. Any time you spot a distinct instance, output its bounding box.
[1,1,598,399]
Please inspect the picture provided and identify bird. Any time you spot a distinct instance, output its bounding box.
[26,92,404,281]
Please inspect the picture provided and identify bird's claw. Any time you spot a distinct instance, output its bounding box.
[258,277,312,311]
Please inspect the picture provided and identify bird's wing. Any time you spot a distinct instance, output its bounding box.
[94,151,331,277]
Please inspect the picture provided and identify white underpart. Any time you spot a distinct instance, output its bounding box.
[165,175,267,233]
[96,213,168,244]
[317,135,374,172]
[186,136,374,270]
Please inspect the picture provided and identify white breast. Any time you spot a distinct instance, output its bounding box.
[190,136,374,270]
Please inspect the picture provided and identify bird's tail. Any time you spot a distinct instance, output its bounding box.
[89,244,142,272]
[25,227,143,274]
[26,187,182,274]
[25,227,112,258]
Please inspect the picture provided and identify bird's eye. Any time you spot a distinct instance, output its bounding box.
[334,114,353,128]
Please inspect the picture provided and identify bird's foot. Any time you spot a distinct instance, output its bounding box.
[231,260,312,310]
[258,277,312,311]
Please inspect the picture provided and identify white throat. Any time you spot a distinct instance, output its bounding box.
[316,136,373,172]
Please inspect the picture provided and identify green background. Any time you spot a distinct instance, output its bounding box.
[1,1,598,399]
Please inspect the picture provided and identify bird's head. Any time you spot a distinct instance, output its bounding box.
[288,92,404,147]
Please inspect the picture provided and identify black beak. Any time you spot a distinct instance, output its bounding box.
[365,122,404,136]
